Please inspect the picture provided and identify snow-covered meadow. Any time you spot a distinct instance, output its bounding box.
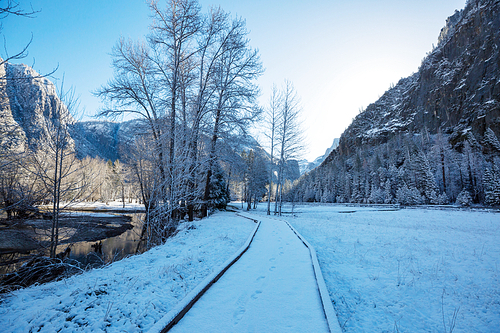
[0,212,255,333]
[270,204,500,333]
[1,204,498,332]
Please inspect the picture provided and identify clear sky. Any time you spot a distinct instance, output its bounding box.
[3,0,466,161]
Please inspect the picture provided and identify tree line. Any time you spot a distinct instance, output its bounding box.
[290,130,500,207]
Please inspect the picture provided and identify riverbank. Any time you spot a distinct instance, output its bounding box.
[0,214,134,256]
[0,211,255,332]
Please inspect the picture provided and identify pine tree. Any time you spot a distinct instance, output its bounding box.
[456,189,472,206]
[411,148,439,203]
[484,166,500,206]
[207,167,230,210]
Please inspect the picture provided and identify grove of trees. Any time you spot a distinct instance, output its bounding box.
[95,0,264,246]
[0,0,310,260]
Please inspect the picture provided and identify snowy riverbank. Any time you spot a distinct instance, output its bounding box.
[0,212,255,332]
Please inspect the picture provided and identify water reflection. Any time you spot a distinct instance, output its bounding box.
[0,213,145,274]
[57,213,146,267]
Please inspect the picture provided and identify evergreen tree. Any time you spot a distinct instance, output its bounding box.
[456,189,472,206]
[484,166,500,206]
[207,167,230,210]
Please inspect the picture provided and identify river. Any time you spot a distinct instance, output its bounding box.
[0,212,146,275]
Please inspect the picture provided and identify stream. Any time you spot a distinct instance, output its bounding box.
[55,213,146,267]
[0,213,146,274]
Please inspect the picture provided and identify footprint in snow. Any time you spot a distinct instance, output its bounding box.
[233,307,246,324]
[251,290,263,299]
[233,293,248,324]
[269,266,276,271]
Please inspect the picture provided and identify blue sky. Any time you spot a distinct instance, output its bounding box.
[3,0,466,161]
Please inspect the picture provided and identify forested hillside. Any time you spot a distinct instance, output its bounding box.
[292,0,500,206]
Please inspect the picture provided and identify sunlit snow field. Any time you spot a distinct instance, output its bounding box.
[1,204,498,332]
[260,204,500,333]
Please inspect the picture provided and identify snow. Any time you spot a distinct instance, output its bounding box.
[66,200,145,212]
[251,204,500,333]
[60,211,117,218]
[167,214,330,333]
[1,204,498,332]
[0,212,255,333]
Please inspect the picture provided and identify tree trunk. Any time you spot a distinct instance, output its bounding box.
[49,146,60,259]
[441,148,447,194]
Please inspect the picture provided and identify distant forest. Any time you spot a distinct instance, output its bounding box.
[290,131,500,206]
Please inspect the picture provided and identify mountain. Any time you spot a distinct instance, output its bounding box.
[0,61,302,182]
[0,60,75,154]
[334,0,499,158]
[299,138,339,174]
[70,119,149,161]
[293,0,500,206]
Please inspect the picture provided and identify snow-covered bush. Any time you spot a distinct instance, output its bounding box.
[456,189,472,206]
[437,192,450,205]
[396,184,424,205]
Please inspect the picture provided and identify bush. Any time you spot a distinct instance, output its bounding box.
[396,184,424,205]
[455,189,472,206]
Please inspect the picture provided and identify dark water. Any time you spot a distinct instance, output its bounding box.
[0,213,145,274]
[57,213,146,267]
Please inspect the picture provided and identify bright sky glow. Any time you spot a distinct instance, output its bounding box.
[3,0,466,161]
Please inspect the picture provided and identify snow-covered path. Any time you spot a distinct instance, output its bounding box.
[167,214,331,333]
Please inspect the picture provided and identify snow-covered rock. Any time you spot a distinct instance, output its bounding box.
[1,59,75,153]
[299,138,339,174]
[335,0,500,156]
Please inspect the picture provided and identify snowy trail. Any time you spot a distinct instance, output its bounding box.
[166,214,331,333]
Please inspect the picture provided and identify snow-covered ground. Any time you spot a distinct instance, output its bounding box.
[2,204,498,332]
[0,212,255,333]
[252,204,499,333]
[62,200,146,212]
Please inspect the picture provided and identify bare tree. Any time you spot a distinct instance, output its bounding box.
[148,0,201,226]
[95,38,169,216]
[201,14,263,216]
[96,0,263,244]
[148,0,200,173]
[96,1,201,229]
[275,80,305,216]
[264,84,280,215]
[181,6,227,220]
[29,82,87,258]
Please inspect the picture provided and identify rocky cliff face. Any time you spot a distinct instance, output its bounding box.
[70,119,149,161]
[299,138,339,174]
[0,60,76,155]
[335,0,500,158]
[0,60,141,161]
